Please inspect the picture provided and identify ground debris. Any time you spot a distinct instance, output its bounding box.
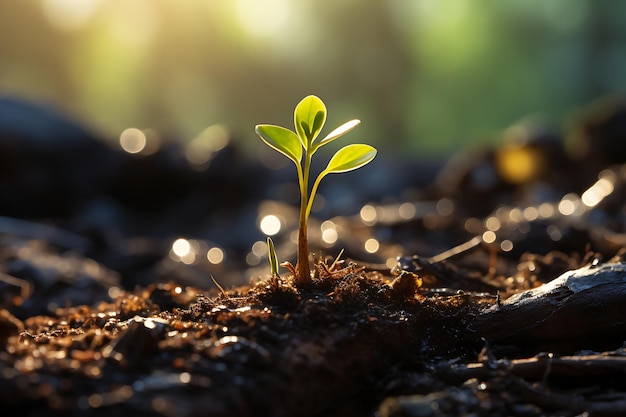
[3,255,624,416]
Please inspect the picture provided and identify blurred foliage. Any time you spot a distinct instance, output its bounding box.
[1,0,626,157]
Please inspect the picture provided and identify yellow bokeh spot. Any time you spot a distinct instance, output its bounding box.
[495,145,542,185]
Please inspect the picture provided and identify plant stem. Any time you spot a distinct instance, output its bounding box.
[296,153,312,286]
[296,214,310,286]
[306,172,325,221]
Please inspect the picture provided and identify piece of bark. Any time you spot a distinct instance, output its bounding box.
[471,262,626,355]
[442,352,626,383]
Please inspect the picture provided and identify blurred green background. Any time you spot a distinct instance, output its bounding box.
[2,0,626,158]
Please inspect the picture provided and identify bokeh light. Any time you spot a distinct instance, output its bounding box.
[581,171,615,208]
[119,128,146,154]
[500,239,514,252]
[259,215,282,236]
[360,204,377,225]
[436,199,454,216]
[482,231,497,244]
[170,238,199,265]
[206,247,225,264]
[321,220,338,245]
[172,238,191,258]
[398,202,416,220]
[251,240,268,257]
[558,193,582,216]
[484,216,501,232]
[185,124,230,169]
[364,238,380,254]
[538,203,555,219]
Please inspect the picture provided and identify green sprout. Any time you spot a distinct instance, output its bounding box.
[267,236,280,278]
[255,95,377,286]
[266,236,280,289]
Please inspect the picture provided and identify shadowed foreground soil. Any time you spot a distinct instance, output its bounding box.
[2,255,626,417]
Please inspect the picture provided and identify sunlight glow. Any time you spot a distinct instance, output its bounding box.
[109,0,160,47]
[41,0,102,31]
[234,0,292,38]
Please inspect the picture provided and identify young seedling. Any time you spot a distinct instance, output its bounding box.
[256,95,377,286]
[267,236,280,289]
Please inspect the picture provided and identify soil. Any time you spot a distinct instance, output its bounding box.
[3,252,626,417]
[1,96,626,416]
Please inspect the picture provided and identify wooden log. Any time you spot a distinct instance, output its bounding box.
[470,262,626,355]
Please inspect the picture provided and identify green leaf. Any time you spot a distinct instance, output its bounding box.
[294,95,326,147]
[306,143,377,219]
[255,124,302,164]
[323,144,377,175]
[267,237,279,276]
[313,119,361,151]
